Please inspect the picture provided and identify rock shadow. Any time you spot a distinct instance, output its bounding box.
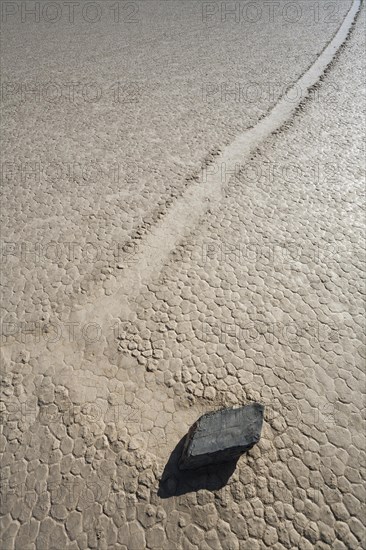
[158,435,238,498]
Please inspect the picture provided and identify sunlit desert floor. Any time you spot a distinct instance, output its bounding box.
[1,1,365,549]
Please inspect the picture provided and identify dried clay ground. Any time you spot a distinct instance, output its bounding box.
[1,1,365,549]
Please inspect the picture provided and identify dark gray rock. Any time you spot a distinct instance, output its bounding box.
[179,403,264,470]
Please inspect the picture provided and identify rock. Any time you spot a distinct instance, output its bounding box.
[179,403,264,470]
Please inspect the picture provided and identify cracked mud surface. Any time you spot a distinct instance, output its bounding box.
[1,0,354,321]
[1,1,365,549]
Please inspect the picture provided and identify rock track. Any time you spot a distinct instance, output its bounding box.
[1,1,365,549]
